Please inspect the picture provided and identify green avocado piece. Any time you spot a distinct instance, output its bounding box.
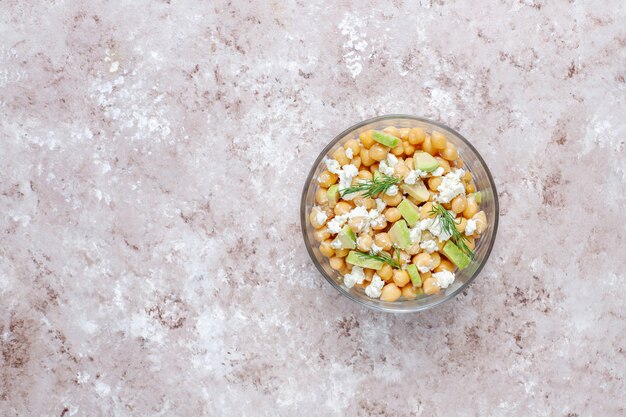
[473,191,482,204]
[332,225,356,249]
[406,264,422,287]
[443,241,471,270]
[346,251,383,270]
[327,184,339,208]
[397,199,420,227]
[388,220,412,250]
[413,152,439,172]
[372,131,400,148]
[400,181,430,203]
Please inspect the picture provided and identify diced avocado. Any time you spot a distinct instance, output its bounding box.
[443,241,471,270]
[413,152,439,172]
[388,220,412,250]
[346,251,383,270]
[372,131,400,148]
[397,199,420,227]
[406,264,422,287]
[473,191,482,204]
[327,185,339,208]
[332,225,356,249]
[400,181,430,203]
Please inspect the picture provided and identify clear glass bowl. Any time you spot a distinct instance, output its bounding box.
[300,115,499,313]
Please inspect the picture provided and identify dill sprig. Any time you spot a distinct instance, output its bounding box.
[340,174,399,198]
[429,203,475,259]
[364,250,401,269]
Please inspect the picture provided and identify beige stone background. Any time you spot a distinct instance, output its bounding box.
[1,1,625,416]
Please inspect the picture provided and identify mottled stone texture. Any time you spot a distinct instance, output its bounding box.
[0,0,624,416]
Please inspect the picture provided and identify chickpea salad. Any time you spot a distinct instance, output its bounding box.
[309,127,488,302]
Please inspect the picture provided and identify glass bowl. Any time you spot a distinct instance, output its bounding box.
[300,115,499,313]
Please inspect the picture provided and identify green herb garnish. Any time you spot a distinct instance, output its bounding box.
[429,203,474,259]
[364,250,401,269]
[340,174,399,198]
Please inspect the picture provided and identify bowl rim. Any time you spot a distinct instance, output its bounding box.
[300,114,499,313]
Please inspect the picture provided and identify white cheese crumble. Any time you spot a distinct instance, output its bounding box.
[345,148,354,159]
[418,263,432,273]
[378,154,398,176]
[433,270,456,289]
[313,207,328,226]
[343,266,365,288]
[409,226,422,244]
[375,198,387,212]
[327,214,348,234]
[385,185,399,196]
[330,239,343,249]
[431,167,445,177]
[324,158,341,174]
[465,218,477,236]
[436,169,466,203]
[419,239,438,254]
[365,274,385,298]
[418,217,452,241]
[338,164,359,199]
[371,243,382,253]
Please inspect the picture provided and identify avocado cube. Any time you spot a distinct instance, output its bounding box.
[346,251,383,270]
[331,225,356,250]
[397,199,420,227]
[388,220,412,250]
[442,241,471,269]
[400,181,430,203]
[372,131,400,148]
[406,264,422,287]
[473,191,482,204]
[413,152,439,172]
[327,184,339,208]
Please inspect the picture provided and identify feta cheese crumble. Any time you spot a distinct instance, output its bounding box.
[371,243,383,253]
[419,239,438,254]
[375,198,387,212]
[313,207,328,226]
[436,169,466,203]
[343,266,365,288]
[418,217,452,241]
[409,226,422,244]
[378,154,398,176]
[324,158,341,174]
[431,167,445,177]
[338,164,359,198]
[465,218,477,235]
[432,270,456,289]
[365,274,385,298]
[385,185,399,196]
[418,263,432,273]
[326,214,348,234]
[345,148,354,159]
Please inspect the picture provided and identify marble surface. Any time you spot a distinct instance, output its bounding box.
[1,1,625,416]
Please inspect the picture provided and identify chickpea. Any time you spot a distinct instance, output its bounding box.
[404,157,414,169]
[369,144,388,161]
[351,156,362,168]
[372,218,388,231]
[382,192,402,207]
[348,216,368,233]
[466,236,476,250]
[430,252,441,269]
[334,201,352,216]
[428,177,443,192]
[357,233,373,252]
[420,202,435,219]
[462,171,472,182]
[313,227,330,242]
[317,170,337,188]
[473,211,487,234]
[401,284,418,299]
[393,163,409,179]
[358,169,373,180]
[360,148,375,166]
[406,243,421,255]
[369,163,379,174]
[435,259,455,273]
[404,143,416,156]
[332,147,350,166]
[454,158,464,168]
[383,126,401,138]
[391,143,404,156]
[408,127,425,145]
[319,240,335,257]
[413,253,433,270]
[359,130,375,149]
[455,217,467,233]
[344,139,361,157]
[364,268,375,281]
[315,188,328,205]
[434,157,451,174]
[465,182,476,193]
[420,270,432,282]
[399,127,410,139]
[463,197,478,219]
[378,263,393,281]
[353,196,367,207]
[422,135,437,155]
[380,283,402,302]
[364,198,376,210]
[310,207,327,229]
[384,207,401,222]
[329,256,345,270]
[431,131,447,149]
[423,277,440,295]
[334,248,349,257]
[393,269,410,287]
[451,195,467,213]
[441,142,459,161]
[374,233,392,251]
